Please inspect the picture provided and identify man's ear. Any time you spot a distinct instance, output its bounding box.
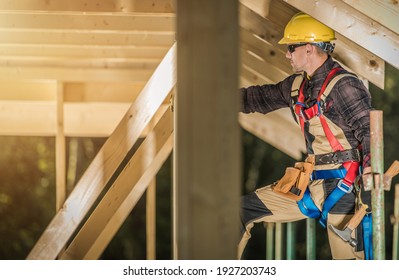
[305,44,313,54]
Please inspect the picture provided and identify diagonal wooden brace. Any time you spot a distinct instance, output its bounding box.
[363,160,399,191]
[383,160,399,191]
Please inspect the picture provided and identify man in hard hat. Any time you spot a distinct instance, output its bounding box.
[239,13,372,260]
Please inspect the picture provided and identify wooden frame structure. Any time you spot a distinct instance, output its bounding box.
[0,0,397,259]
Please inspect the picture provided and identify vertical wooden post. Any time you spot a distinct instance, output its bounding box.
[392,184,399,260]
[306,218,316,259]
[56,82,66,211]
[286,222,296,260]
[370,110,385,259]
[175,0,240,259]
[146,179,156,260]
[266,223,274,260]
[275,222,283,260]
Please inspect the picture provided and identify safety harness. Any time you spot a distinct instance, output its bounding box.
[291,67,373,259]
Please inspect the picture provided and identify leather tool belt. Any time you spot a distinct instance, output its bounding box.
[272,156,315,201]
[314,148,361,165]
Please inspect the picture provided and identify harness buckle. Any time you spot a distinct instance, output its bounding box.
[297,101,324,122]
[337,179,353,194]
[295,102,310,122]
[317,100,325,116]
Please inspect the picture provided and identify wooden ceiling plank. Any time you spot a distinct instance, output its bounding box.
[333,34,385,89]
[0,12,175,32]
[240,27,293,75]
[0,55,160,69]
[241,65,273,85]
[26,42,176,260]
[241,48,289,83]
[0,0,175,13]
[0,44,170,59]
[239,2,283,46]
[341,0,399,34]
[0,29,175,47]
[282,0,399,70]
[0,66,153,82]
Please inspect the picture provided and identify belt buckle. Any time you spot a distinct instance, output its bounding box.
[318,153,332,164]
[337,179,353,193]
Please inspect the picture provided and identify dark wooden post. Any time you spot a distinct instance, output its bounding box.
[174,0,240,259]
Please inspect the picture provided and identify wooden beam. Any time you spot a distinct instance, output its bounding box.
[341,0,399,35]
[0,81,145,102]
[59,106,172,260]
[175,0,240,259]
[0,81,56,101]
[0,56,160,70]
[56,83,66,211]
[241,48,288,83]
[240,27,292,75]
[26,42,176,260]
[0,66,153,82]
[241,65,273,85]
[239,111,305,160]
[0,44,170,59]
[282,0,399,70]
[0,11,175,32]
[0,0,175,13]
[0,102,169,137]
[80,135,173,260]
[0,29,175,47]
[64,82,145,103]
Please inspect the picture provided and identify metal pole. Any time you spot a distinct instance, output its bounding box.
[370,110,385,259]
[275,223,283,260]
[266,222,274,260]
[306,218,316,259]
[286,222,296,260]
[392,184,399,260]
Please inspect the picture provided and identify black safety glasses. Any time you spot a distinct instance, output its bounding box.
[287,43,308,53]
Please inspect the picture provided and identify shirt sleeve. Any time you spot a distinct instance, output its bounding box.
[240,75,298,114]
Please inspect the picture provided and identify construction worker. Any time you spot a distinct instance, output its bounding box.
[238,12,373,260]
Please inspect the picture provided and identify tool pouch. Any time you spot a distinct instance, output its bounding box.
[273,158,314,201]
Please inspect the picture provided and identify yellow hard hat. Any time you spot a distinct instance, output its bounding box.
[278,13,336,44]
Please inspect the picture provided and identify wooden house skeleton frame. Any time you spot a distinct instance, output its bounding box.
[0,0,397,259]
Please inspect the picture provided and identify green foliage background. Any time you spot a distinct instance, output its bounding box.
[0,64,398,260]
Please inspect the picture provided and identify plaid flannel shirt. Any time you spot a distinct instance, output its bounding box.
[241,56,372,168]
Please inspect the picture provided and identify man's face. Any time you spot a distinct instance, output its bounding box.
[285,43,308,73]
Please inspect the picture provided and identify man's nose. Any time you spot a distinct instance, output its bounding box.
[285,50,291,59]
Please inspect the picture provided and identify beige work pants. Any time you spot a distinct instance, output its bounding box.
[238,183,364,260]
